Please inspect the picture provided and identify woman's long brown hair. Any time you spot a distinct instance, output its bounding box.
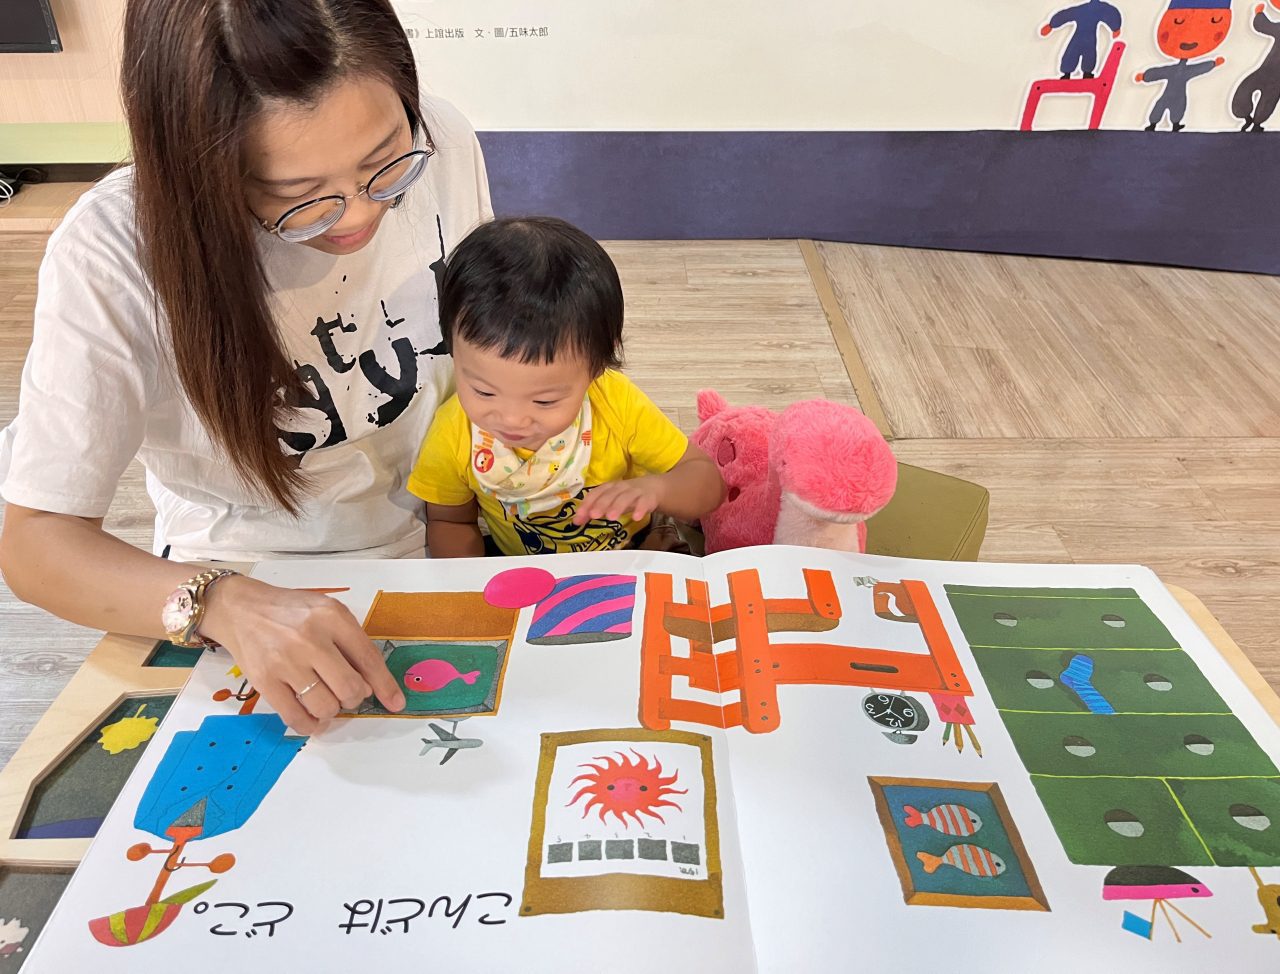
[121,0,423,513]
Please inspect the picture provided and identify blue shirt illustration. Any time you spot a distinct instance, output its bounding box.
[1137,0,1232,131]
[1139,58,1220,129]
[1043,0,1124,78]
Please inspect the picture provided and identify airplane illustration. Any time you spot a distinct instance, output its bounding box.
[419,718,483,765]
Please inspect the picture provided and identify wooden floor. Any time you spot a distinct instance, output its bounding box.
[613,241,864,430]
[2,230,1279,770]
[0,182,97,234]
[818,242,1280,439]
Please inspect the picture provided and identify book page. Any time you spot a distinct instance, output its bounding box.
[695,546,1280,973]
[19,551,758,973]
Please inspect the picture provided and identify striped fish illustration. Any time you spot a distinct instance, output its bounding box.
[903,803,983,836]
[917,844,1006,878]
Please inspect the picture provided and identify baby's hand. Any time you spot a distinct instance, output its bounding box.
[573,478,665,525]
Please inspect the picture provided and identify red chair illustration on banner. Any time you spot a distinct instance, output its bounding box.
[1021,41,1126,130]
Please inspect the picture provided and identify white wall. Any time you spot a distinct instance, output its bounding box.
[0,0,125,124]
[399,0,1276,132]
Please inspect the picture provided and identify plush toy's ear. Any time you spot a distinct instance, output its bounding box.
[696,389,729,423]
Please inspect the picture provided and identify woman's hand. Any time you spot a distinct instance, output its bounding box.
[201,575,405,733]
[0,506,403,736]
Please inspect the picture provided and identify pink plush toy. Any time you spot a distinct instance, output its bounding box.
[692,391,898,554]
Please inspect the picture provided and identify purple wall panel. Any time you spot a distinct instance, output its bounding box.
[478,130,1277,275]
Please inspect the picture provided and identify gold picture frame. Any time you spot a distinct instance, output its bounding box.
[868,776,1050,911]
[521,728,723,919]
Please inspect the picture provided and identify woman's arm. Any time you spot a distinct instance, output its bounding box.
[0,504,405,732]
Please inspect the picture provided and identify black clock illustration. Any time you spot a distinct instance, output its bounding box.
[861,691,931,745]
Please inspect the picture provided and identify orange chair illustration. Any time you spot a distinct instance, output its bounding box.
[639,569,971,734]
[1021,41,1126,131]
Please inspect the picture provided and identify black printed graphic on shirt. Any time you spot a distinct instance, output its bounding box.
[424,215,449,356]
[277,362,349,454]
[274,217,450,457]
[511,491,629,555]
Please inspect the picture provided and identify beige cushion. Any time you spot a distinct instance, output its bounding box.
[865,461,989,561]
[679,461,989,562]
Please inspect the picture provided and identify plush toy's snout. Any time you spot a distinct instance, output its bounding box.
[692,390,896,554]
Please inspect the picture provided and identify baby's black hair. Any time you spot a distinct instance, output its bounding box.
[439,216,623,374]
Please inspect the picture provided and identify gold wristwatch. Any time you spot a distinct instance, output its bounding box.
[161,568,239,648]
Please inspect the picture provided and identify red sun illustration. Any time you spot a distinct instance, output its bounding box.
[567,750,688,828]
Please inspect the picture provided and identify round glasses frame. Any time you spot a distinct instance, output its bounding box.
[260,144,434,243]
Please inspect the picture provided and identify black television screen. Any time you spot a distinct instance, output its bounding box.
[1,0,63,53]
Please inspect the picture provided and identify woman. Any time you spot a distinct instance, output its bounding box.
[0,0,492,732]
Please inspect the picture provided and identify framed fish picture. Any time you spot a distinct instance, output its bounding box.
[868,777,1050,912]
[353,591,520,717]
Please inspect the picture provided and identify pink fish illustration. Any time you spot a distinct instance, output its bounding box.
[403,659,480,693]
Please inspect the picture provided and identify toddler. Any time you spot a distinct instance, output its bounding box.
[408,217,724,557]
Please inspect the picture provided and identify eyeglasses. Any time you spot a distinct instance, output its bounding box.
[260,145,434,242]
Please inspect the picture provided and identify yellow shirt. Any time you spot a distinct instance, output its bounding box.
[408,371,688,555]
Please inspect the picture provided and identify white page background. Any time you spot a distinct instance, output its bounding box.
[707,547,1280,974]
[19,551,755,973]
[541,738,710,882]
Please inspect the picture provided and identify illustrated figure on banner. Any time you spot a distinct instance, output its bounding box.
[1041,0,1124,78]
[1231,3,1280,131]
[1136,0,1233,131]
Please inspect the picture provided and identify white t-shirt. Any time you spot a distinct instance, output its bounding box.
[0,95,492,561]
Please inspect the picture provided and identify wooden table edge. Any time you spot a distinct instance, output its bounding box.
[1167,583,1280,724]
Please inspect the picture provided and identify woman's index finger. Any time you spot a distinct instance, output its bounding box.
[336,624,406,712]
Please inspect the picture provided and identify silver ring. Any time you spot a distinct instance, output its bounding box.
[295,680,320,699]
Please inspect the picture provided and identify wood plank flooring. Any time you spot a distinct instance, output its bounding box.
[612,240,863,431]
[817,241,1280,439]
[2,231,1278,772]
[891,438,1280,688]
[0,183,96,234]
[816,239,1280,691]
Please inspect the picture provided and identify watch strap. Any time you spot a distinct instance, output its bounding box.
[169,568,239,648]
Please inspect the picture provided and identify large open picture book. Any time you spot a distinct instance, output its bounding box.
[17,545,1280,972]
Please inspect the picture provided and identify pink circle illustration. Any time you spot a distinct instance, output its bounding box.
[484,567,556,609]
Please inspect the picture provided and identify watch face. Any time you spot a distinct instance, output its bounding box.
[862,692,920,730]
[161,589,195,633]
